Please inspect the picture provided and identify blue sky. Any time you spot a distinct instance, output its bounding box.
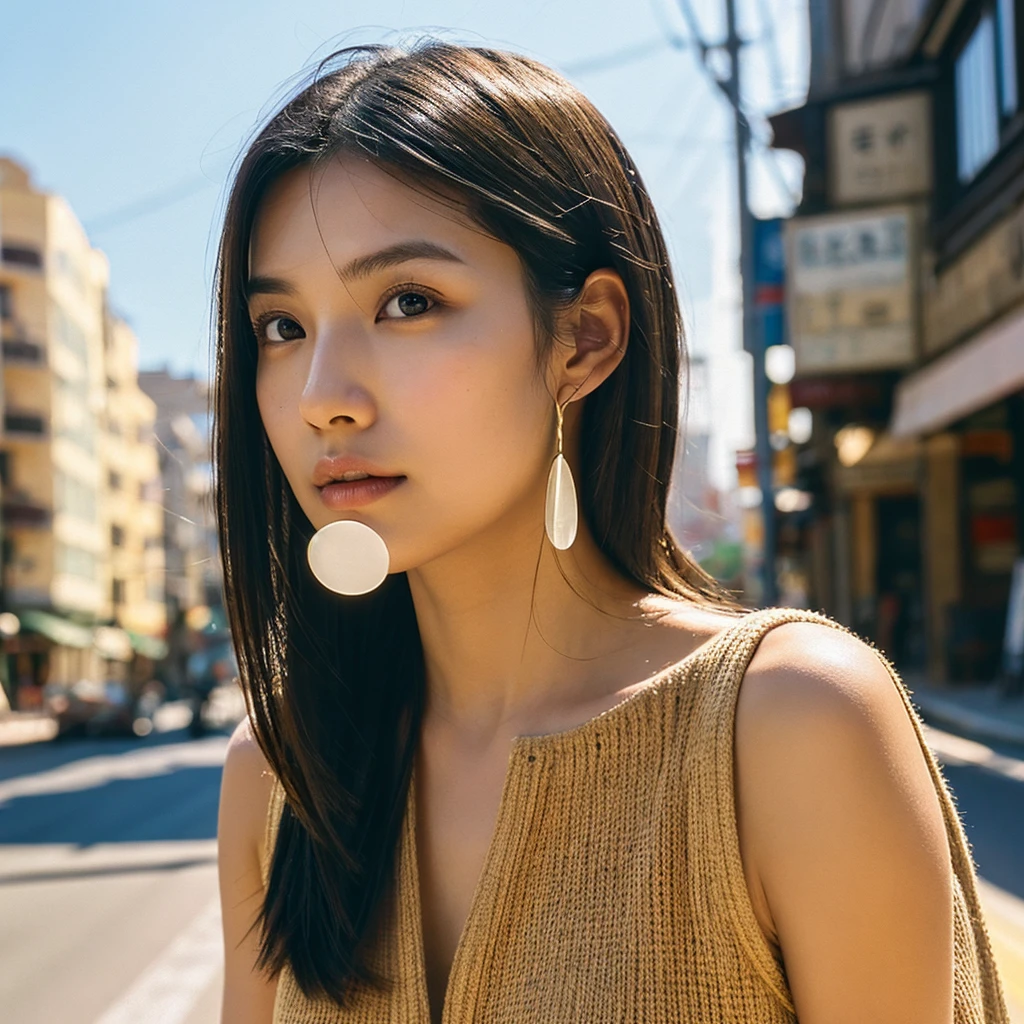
[3,0,807,369]
[3,0,807,481]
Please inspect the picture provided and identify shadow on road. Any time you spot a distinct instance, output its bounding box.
[0,760,223,846]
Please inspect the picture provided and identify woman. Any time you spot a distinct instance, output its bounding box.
[214,42,1009,1024]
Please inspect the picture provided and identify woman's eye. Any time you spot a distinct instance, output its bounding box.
[257,316,305,343]
[380,291,434,319]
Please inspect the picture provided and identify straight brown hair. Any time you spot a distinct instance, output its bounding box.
[213,40,738,1008]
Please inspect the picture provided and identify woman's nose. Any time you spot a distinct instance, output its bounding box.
[297,332,376,431]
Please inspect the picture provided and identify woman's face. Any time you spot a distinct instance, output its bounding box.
[249,154,559,574]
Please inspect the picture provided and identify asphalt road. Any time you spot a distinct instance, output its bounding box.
[0,710,1022,1023]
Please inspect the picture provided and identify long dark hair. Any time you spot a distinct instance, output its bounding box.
[213,40,737,1007]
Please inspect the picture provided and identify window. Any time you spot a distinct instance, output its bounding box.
[54,471,98,522]
[0,245,42,270]
[4,412,45,435]
[957,14,1001,181]
[111,524,125,547]
[2,340,44,364]
[52,374,96,454]
[108,470,122,490]
[112,578,126,605]
[51,302,89,361]
[955,4,1020,182]
[0,284,11,320]
[998,0,1018,115]
[56,543,98,580]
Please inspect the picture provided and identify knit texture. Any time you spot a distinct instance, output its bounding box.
[259,607,1011,1023]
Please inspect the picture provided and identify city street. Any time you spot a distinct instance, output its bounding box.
[0,700,236,1024]
[1,714,1023,1023]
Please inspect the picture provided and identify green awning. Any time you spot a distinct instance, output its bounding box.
[127,630,168,660]
[19,610,95,648]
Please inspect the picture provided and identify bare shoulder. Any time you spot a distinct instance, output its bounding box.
[733,619,954,1022]
[741,618,907,722]
[218,716,280,1022]
[224,714,274,782]
[221,716,277,869]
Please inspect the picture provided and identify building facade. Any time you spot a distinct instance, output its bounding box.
[772,0,1024,684]
[0,157,166,710]
[103,313,168,676]
[137,368,223,695]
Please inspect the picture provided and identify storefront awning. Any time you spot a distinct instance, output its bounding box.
[18,609,94,649]
[127,630,168,660]
[891,305,1024,438]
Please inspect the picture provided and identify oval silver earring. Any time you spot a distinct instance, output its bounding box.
[544,397,578,550]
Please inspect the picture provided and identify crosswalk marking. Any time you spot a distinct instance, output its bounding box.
[92,898,223,1024]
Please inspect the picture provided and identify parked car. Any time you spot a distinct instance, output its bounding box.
[45,677,164,738]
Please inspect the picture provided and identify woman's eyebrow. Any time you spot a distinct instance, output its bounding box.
[245,276,296,299]
[336,240,466,282]
[245,240,466,299]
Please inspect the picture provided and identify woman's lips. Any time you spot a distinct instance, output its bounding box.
[318,475,406,510]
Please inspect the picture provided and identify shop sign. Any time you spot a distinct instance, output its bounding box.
[834,455,921,494]
[789,375,888,410]
[753,217,786,351]
[786,207,916,375]
[829,92,932,205]
[923,199,1024,355]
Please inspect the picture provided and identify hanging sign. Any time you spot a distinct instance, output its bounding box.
[785,206,917,375]
[829,92,932,204]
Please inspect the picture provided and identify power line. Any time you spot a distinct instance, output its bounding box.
[561,36,689,76]
[84,174,217,235]
[677,0,714,69]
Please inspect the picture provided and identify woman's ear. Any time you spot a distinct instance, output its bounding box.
[550,268,630,407]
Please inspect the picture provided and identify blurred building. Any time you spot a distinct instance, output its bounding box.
[0,157,167,710]
[137,368,223,695]
[771,0,1024,683]
[668,354,744,593]
[103,314,168,676]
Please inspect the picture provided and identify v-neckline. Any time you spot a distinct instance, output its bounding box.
[406,738,527,1024]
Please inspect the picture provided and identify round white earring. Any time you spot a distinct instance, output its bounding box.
[307,519,390,595]
[544,397,578,550]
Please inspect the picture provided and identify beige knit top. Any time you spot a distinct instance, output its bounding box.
[258,607,1010,1023]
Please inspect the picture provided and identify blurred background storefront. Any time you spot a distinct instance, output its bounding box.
[766,0,1023,685]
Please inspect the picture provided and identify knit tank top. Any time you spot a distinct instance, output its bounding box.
[258,607,1011,1023]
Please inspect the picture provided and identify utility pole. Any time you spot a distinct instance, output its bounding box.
[723,0,777,606]
[678,0,777,605]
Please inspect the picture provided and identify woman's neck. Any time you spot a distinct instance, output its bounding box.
[405,514,674,747]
